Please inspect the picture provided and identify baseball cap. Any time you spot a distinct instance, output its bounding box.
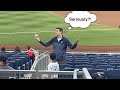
[0,54,7,62]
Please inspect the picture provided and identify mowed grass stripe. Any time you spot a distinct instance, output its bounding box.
[0,11,68,32]
[0,30,120,46]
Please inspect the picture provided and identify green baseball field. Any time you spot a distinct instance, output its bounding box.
[0,11,120,46]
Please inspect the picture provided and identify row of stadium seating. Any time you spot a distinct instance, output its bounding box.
[60,53,120,79]
[0,52,32,70]
[1,52,120,79]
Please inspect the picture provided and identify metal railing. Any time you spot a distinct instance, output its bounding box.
[0,51,92,79]
[0,68,92,79]
[26,51,49,79]
[82,68,92,79]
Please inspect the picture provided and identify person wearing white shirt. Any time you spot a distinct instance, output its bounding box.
[47,53,59,79]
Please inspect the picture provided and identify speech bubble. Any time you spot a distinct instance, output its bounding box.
[64,11,97,29]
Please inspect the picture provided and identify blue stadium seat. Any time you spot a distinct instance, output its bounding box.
[114,58,120,61]
[0,52,10,54]
[107,69,120,79]
[66,57,73,60]
[59,64,69,70]
[107,59,116,61]
[28,60,33,69]
[12,55,30,62]
[7,60,18,70]
[90,58,105,61]
[14,59,23,70]
[73,54,87,57]
[8,56,28,70]
[59,64,73,70]
[11,56,27,65]
[12,55,30,69]
[106,58,120,61]
[115,56,120,59]
[74,58,89,62]
[87,55,99,59]
[74,58,89,61]
[7,57,14,61]
[74,60,90,63]
[8,58,23,70]
[66,58,72,61]
[73,62,90,65]
[16,56,27,62]
[86,54,98,56]
[17,52,28,55]
[91,62,108,67]
[88,69,106,79]
[66,57,73,59]
[66,59,73,62]
[74,53,85,56]
[74,56,89,60]
[7,61,13,67]
[58,74,73,79]
[95,65,115,70]
[99,54,110,56]
[66,61,72,65]
[109,63,120,68]
[92,60,107,63]
[66,53,73,55]
[101,56,115,59]
[109,61,120,63]
[117,66,120,69]
[4,53,16,58]
[4,52,32,70]
[10,52,18,54]
[66,53,74,58]
[111,54,120,57]
[74,65,94,69]
[66,55,73,57]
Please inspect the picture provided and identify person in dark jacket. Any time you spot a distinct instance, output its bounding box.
[0,54,17,79]
[35,27,80,64]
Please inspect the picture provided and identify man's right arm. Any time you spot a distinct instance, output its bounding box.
[39,39,53,47]
[35,34,54,47]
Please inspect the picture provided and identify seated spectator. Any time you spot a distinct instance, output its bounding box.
[92,73,104,79]
[0,54,17,79]
[14,46,21,53]
[1,47,6,53]
[27,45,37,54]
[46,53,60,79]
[26,46,35,64]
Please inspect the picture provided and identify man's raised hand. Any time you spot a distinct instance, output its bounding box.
[35,34,40,41]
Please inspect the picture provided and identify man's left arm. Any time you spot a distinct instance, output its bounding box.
[66,38,80,49]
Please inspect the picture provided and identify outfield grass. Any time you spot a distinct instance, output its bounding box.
[0,11,120,46]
